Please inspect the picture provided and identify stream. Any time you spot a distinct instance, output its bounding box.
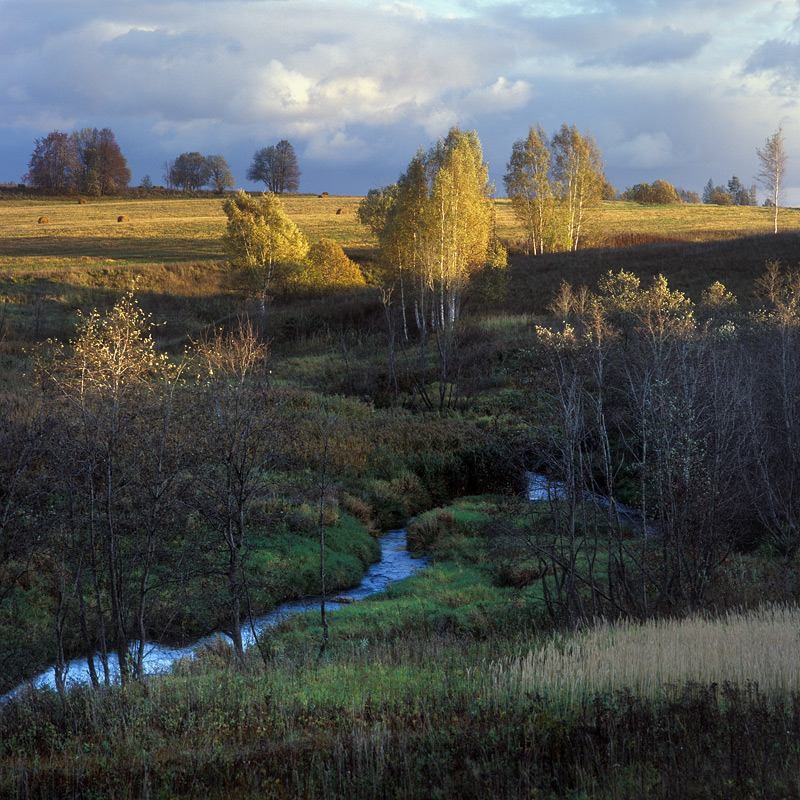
[3,527,428,700]
[528,472,654,532]
[4,476,646,701]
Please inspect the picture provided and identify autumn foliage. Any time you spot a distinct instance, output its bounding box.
[298,238,366,293]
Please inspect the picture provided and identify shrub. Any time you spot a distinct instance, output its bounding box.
[406,507,478,552]
[296,238,366,294]
[287,500,339,532]
[340,492,379,536]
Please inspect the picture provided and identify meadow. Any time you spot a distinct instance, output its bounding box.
[2,191,800,798]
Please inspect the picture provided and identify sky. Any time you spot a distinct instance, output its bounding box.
[2,0,799,202]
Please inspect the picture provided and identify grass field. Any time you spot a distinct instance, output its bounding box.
[0,194,373,269]
[4,195,799,271]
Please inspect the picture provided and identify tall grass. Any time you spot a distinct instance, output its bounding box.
[486,603,800,704]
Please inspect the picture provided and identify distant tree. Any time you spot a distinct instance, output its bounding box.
[678,188,701,203]
[710,189,733,205]
[168,152,212,191]
[703,178,733,205]
[163,159,176,189]
[726,175,757,206]
[625,180,678,204]
[71,128,131,196]
[757,125,789,233]
[206,155,235,193]
[247,140,301,193]
[25,131,79,192]
[140,175,153,190]
[222,190,309,317]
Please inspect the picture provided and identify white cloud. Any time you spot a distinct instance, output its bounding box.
[461,78,533,114]
[0,0,798,198]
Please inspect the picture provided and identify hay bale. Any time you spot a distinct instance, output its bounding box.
[37,216,49,224]
[317,194,324,198]
[336,208,348,215]
[78,198,87,205]
[117,215,130,223]
[322,191,330,196]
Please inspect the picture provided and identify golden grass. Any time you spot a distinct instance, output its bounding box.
[3,195,797,273]
[484,604,800,701]
[0,194,375,269]
[494,198,800,243]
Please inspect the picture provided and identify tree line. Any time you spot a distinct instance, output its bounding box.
[25,131,302,195]
[25,129,131,195]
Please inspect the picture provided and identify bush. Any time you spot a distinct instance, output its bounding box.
[406,507,478,552]
[296,238,366,294]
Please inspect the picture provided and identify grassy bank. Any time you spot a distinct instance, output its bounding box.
[4,497,800,799]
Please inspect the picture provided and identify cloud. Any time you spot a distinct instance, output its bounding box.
[745,39,800,92]
[0,0,798,200]
[610,132,675,169]
[461,77,533,114]
[585,26,711,67]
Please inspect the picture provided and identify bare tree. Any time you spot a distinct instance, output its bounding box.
[194,320,285,662]
[247,140,301,193]
[25,131,79,192]
[757,125,789,233]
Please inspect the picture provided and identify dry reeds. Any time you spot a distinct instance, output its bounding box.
[485,603,800,701]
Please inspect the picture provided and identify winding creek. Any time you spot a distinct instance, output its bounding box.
[3,527,429,700]
[4,474,647,701]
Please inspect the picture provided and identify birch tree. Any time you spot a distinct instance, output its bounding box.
[757,125,789,234]
[223,190,309,318]
[551,124,605,251]
[504,124,555,255]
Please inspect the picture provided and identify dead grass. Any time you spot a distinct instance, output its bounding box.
[485,604,800,702]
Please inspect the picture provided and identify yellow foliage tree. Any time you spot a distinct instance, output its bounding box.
[222,190,308,316]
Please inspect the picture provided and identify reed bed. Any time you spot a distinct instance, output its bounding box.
[486,603,800,703]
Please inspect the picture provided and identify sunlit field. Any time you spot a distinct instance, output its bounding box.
[3,194,799,273]
[0,194,373,269]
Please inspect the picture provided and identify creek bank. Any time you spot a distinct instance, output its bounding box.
[3,527,428,700]
[528,472,655,533]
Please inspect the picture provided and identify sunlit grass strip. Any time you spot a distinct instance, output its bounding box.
[485,603,800,702]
